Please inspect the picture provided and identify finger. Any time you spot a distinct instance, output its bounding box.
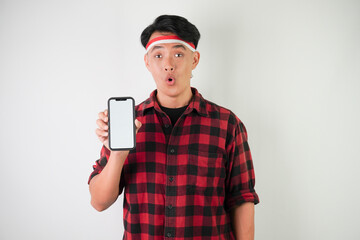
[97,135,109,145]
[95,128,108,137]
[97,135,104,143]
[104,109,108,122]
[98,136,107,144]
[96,119,108,130]
[98,111,105,121]
[98,110,108,122]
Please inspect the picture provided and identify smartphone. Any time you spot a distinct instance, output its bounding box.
[108,97,136,151]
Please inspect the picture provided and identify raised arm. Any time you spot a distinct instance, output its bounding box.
[89,109,141,211]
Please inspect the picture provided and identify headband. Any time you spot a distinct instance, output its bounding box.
[146,35,196,53]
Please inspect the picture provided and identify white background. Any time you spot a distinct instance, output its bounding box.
[0,0,359,239]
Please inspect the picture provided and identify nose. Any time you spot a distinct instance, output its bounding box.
[165,66,174,72]
[164,57,174,72]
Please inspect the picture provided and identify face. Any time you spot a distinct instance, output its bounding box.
[144,31,200,105]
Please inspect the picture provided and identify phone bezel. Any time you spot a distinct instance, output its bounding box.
[107,96,136,151]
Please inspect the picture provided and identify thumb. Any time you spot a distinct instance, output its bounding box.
[135,119,142,133]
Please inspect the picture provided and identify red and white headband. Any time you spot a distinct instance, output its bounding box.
[146,35,196,53]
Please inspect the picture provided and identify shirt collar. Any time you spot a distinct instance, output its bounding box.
[139,87,209,117]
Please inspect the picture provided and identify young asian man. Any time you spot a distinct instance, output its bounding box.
[89,15,259,240]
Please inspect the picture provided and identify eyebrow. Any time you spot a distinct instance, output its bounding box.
[150,45,164,53]
[172,45,186,50]
[150,44,186,53]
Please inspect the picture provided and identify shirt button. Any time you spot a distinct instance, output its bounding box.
[168,204,173,209]
[164,124,170,128]
[167,232,172,237]
[170,148,175,154]
[169,177,174,182]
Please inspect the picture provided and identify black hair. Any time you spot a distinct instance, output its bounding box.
[140,15,201,49]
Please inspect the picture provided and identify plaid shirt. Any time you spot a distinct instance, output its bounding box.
[89,88,259,240]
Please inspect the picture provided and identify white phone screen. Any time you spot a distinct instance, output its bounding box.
[108,97,135,150]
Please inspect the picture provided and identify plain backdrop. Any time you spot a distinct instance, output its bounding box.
[0,0,359,239]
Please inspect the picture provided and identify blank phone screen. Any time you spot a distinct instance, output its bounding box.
[108,97,135,150]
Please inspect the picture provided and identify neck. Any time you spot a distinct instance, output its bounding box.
[156,88,193,108]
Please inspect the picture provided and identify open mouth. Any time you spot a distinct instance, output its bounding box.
[166,77,175,86]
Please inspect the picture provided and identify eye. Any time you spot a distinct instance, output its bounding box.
[175,53,183,58]
[155,54,162,58]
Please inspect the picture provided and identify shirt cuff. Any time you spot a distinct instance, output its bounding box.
[225,189,259,212]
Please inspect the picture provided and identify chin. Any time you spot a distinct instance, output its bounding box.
[158,86,180,97]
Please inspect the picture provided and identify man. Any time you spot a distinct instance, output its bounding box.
[89,15,259,240]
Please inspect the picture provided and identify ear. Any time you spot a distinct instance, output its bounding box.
[192,51,200,70]
[144,53,150,70]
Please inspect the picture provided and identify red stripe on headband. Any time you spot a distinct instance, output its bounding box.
[145,35,196,50]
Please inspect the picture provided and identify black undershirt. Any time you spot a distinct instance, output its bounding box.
[160,105,189,126]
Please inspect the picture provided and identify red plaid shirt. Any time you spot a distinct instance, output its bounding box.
[89,88,259,239]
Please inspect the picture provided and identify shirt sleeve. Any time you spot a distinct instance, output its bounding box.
[88,145,125,195]
[224,117,259,212]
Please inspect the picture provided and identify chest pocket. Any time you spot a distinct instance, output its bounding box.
[186,149,226,195]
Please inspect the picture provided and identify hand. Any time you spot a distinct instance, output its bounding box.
[95,109,142,150]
